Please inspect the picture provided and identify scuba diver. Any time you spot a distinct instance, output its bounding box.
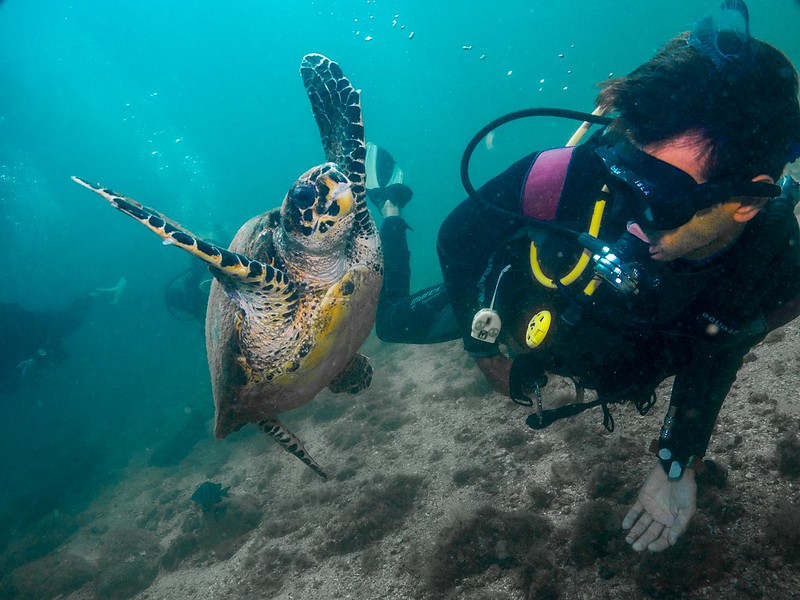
[164,228,228,323]
[165,258,212,323]
[374,0,800,553]
[365,142,461,343]
[365,140,452,339]
[0,278,127,394]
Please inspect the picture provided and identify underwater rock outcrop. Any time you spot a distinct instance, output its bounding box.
[94,526,161,600]
[7,550,93,600]
[323,473,424,555]
[161,494,262,570]
[424,504,554,596]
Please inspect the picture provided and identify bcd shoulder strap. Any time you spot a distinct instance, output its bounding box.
[520,146,576,220]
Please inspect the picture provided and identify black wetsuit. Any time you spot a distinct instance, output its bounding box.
[375,217,458,344]
[165,260,210,323]
[0,297,94,393]
[378,141,800,468]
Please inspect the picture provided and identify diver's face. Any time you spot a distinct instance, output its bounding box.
[628,136,755,262]
[634,203,744,262]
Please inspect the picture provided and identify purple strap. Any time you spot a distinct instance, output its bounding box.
[521,146,575,220]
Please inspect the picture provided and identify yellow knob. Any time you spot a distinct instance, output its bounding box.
[526,310,552,348]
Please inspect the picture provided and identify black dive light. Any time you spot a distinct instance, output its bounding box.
[577,230,655,294]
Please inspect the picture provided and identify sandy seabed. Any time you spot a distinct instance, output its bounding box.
[3,315,800,600]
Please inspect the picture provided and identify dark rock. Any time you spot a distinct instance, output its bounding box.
[776,432,800,478]
[526,484,554,509]
[589,464,624,500]
[94,527,161,599]
[635,524,730,598]
[568,500,622,567]
[162,494,262,570]
[9,550,93,600]
[424,504,553,595]
[323,473,424,555]
[765,501,800,563]
[550,459,582,484]
[0,512,79,572]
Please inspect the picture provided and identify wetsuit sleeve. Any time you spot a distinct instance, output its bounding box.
[660,225,800,473]
[762,233,800,330]
[437,153,537,356]
[658,328,762,472]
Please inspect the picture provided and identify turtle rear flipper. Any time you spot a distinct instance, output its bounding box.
[72,177,296,297]
[327,353,373,394]
[258,418,327,479]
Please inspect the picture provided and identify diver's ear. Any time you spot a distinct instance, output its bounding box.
[732,174,773,223]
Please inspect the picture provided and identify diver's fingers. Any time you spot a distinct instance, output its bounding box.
[622,500,644,530]
[632,519,664,552]
[647,531,673,553]
[625,511,653,547]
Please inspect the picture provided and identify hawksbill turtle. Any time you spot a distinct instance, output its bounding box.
[72,54,382,479]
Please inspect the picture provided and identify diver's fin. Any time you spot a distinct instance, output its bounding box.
[72,177,292,292]
[258,418,328,479]
[689,0,752,69]
[366,183,413,212]
[91,276,128,305]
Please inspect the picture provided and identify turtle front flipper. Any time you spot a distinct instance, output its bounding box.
[258,418,327,479]
[301,54,365,190]
[327,353,373,394]
[72,177,291,291]
[301,54,373,240]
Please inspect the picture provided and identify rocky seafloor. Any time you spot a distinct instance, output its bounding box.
[1,314,799,600]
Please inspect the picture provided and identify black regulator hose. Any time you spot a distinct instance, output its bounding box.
[459,107,613,241]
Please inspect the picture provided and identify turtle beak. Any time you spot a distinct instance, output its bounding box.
[320,175,354,216]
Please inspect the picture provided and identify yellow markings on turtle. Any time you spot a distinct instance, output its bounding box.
[158,237,248,279]
[234,312,243,337]
[270,269,363,382]
[321,174,354,216]
[72,176,265,284]
[236,354,257,383]
[526,310,552,348]
[334,187,354,215]
[232,313,259,384]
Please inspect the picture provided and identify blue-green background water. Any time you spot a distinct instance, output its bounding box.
[0,0,798,539]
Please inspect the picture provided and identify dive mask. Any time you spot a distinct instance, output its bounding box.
[595,140,781,230]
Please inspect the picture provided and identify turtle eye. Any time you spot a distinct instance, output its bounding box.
[290,182,317,209]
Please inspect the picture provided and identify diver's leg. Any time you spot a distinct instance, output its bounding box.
[375,216,459,344]
[380,216,411,303]
[39,278,126,343]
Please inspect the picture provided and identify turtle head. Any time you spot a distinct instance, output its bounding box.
[281,163,356,250]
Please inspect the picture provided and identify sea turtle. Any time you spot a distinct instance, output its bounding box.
[72,54,382,479]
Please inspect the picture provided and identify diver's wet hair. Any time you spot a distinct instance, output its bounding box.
[597,32,800,182]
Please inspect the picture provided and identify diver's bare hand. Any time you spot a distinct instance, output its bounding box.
[623,463,696,552]
[475,354,512,396]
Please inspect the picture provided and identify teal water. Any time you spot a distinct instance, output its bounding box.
[0,0,798,550]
